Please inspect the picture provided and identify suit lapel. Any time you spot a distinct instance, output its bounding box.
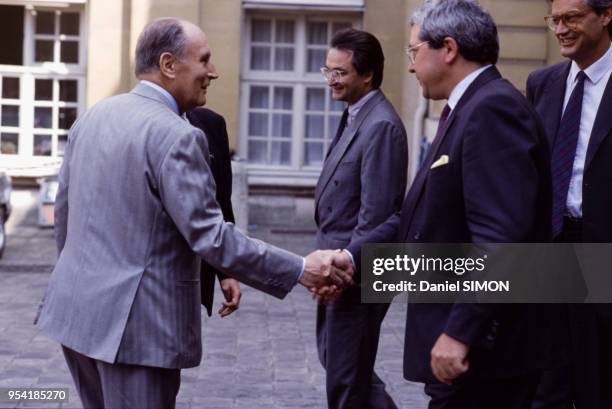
[314,92,385,209]
[541,62,570,149]
[584,75,612,170]
[398,67,501,239]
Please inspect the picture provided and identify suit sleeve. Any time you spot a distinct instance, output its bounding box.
[343,121,407,278]
[54,126,77,254]
[444,94,545,347]
[350,121,408,242]
[157,128,303,299]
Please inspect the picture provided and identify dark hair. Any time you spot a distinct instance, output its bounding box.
[330,28,385,89]
[135,18,187,76]
[410,0,500,65]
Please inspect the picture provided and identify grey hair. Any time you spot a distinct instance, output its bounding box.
[410,0,499,65]
[135,18,187,77]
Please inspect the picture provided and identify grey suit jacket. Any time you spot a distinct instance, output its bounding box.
[314,91,408,255]
[37,83,303,369]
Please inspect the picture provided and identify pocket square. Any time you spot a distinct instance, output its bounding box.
[430,155,449,169]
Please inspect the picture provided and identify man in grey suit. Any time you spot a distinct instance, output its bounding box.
[36,18,352,409]
[314,28,408,409]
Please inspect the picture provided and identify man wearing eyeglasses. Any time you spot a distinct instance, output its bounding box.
[526,1,612,408]
[327,1,556,407]
[314,28,408,409]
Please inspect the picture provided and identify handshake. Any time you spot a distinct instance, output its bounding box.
[300,250,355,303]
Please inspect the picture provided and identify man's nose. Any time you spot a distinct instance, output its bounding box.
[208,63,219,79]
[555,20,570,36]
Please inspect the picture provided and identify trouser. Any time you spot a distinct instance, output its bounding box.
[316,289,397,409]
[62,345,181,409]
[425,372,541,409]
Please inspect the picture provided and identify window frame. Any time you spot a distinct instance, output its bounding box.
[0,2,86,158]
[240,10,361,186]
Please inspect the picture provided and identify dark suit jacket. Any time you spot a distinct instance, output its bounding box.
[527,60,612,409]
[187,107,235,317]
[349,67,556,383]
[527,61,612,242]
[315,91,408,298]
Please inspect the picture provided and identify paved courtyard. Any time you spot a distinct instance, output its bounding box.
[0,189,429,409]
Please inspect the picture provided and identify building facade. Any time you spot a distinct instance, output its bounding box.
[0,0,562,185]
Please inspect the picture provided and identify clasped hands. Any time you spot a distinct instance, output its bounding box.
[300,249,354,302]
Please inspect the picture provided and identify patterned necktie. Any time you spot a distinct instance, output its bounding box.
[326,108,349,158]
[551,70,587,238]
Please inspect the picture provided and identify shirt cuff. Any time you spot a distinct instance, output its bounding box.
[297,257,306,285]
[342,249,356,268]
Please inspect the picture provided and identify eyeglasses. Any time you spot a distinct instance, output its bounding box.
[320,67,348,82]
[405,41,429,64]
[544,10,591,31]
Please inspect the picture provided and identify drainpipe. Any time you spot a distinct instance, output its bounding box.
[410,95,428,183]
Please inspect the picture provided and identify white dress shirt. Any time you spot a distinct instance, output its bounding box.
[563,43,612,218]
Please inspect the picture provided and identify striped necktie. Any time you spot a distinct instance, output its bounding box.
[551,70,587,238]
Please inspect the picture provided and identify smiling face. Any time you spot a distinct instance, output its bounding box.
[324,48,373,106]
[171,24,218,112]
[551,0,612,68]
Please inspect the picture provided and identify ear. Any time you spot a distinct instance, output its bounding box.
[363,70,374,87]
[601,6,612,28]
[159,52,177,79]
[442,37,460,65]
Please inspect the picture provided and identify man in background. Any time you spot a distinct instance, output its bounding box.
[187,107,241,318]
[315,28,407,409]
[527,1,611,408]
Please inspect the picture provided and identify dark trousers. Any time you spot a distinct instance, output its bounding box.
[425,373,541,409]
[62,346,181,409]
[316,288,397,409]
[533,217,612,409]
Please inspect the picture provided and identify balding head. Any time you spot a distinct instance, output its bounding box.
[135,18,202,77]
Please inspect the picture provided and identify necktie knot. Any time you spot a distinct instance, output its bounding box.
[575,70,587,84]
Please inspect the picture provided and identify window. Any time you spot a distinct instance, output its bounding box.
[241,13,359,183]
[0,4,85,157]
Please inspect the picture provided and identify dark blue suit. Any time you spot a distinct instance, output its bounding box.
[349,67,557,408]
[527,61,612,409]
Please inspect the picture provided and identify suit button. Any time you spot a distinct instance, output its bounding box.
[327,206,332,212]
[334,180,339,186]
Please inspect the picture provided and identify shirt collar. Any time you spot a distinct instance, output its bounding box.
[347,89,379,120]
[568,42,612,86]
[140,80,180,115]
[447,64,492,111]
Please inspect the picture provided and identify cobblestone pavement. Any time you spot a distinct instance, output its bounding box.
[0,274,428,409]
[0,189,429,408]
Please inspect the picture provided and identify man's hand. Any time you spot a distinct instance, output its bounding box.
[218,278,241,317]
[308,250,355,303]
[430,333,470,384]
[301,250,354,291]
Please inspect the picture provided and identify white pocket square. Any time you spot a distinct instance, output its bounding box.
[430,155,449,169]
